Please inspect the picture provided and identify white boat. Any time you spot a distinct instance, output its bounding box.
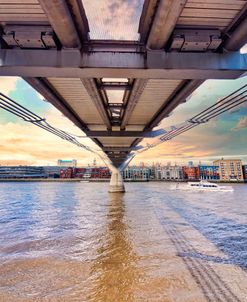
[175,181,233,192]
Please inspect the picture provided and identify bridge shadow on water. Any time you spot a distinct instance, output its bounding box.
[164,197,247,272]
[154,202,245,302]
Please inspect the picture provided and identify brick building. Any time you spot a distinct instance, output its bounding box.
[60,167,111,179]
[182,166,200,180]
[60,167,74,178]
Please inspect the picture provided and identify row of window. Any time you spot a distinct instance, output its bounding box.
[191,184,217,188]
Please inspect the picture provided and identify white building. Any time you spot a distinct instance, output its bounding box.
[161,165,183,180]
[122,166,150,180]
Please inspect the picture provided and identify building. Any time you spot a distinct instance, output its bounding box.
[161,165,184,180]
[182,166,200,180]
[122,165,150,180]
[60,167,111,179]
[43,166,64,178]
[199,165,220,180]
[90,167,111,179]
[149,163,156,180]
[0,166,46,179]
[57,159,77,168]
[60,167,74,178]
[242,165,247,181]
[74,167,87,178]
[188,161,194,167]
[155,163,162,180]
[213,159,244,181]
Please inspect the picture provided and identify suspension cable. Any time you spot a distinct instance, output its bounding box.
[0,93,100,154]
[136,83,247,153]
[0,83,246,167]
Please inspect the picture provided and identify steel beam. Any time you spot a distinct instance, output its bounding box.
[109,155,128,159]
[146,80,204,129]
[107,151,128,155]
[99,82,131,91]
[224,14,247,51]
[103,147,136,152]
[139,0,158,43]
[83,40,144,52]
[146,0,187,49]
[24,77,104,149]
[121,79,147,129]
[80,79,112,129]
[38,0,82,48]
[129,80,204,149]
[86,130,161,138]
[1,49,246,79]
[67,0,89,41]
[24,77,88,132]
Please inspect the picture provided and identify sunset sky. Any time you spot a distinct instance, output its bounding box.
[0,0,246,167]
[0,76,246,167]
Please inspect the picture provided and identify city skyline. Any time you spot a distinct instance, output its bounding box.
[0,157,245,168]
[0,76,246,166]
[1,0,246,168]
[0,158,246,182]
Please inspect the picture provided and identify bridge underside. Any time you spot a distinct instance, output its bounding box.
[0,0,247,169]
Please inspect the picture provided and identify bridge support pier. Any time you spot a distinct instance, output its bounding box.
[109,169,125,193]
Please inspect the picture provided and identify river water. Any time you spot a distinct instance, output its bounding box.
[0,182,247,302]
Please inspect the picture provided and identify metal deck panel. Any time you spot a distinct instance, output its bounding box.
[177,0,247,29]
[0,1,48,23]
[128,79,182,125]
[47,78,105,125]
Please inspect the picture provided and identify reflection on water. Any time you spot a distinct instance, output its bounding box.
[90,193,139,302]
[0,182,247,301]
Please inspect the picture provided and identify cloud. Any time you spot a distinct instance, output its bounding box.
[0,117,103,166]
[232,116,247,131]
[0,77,18,95]
[0,159,36,166]
[1,74,247,167]
[83,0,144,40]
[240,43,247,54]
[0,77,103,166]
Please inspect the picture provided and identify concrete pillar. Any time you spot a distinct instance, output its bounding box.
[109,168,125,193]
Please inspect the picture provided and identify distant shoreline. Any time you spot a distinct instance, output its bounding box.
[0,179,246,184]
[0,178,107,183]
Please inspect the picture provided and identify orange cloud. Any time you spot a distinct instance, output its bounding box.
[0,107,104,166]
[232,116,247,131]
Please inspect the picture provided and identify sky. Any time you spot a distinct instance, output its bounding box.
[138,77,247,165]
[0,76,246,167]
[82,0,144,40]
[0,77,97,166]
[0,0,246,167]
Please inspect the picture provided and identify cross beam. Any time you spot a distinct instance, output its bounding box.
[102,147,140,152]
[86,130,165,138]
[0,49,246,79]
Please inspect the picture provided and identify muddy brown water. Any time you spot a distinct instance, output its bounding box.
[0,182,247,301]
